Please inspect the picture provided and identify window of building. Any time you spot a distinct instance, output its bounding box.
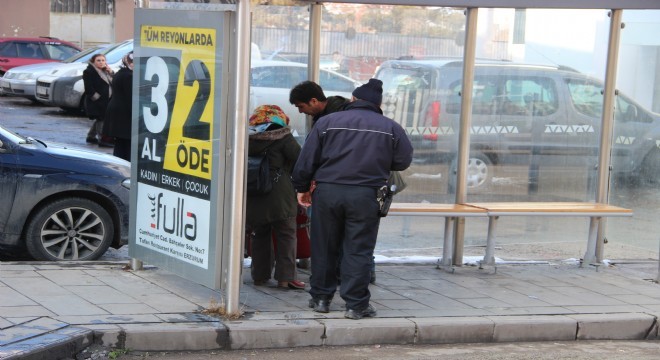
[51,0,113,15]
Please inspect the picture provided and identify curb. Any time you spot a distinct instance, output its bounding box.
[1,326,92,360]
[2,313,658,358]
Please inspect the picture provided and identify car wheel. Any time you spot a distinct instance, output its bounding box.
[448,152,493,192]
[25,198,114,261]
[640,148,660,185]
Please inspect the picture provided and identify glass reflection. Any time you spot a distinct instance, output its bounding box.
[249,5,659,261]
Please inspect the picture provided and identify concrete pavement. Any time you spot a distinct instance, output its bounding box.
[1,259,659,359]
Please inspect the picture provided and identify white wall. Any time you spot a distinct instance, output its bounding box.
[50,14,114,49]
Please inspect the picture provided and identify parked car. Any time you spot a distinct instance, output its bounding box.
[0,44,107,100]
[262,52,341,72]
[34,40,133,114]
[0,124,130,261]
[249,60,360,137]
[374,59,660,189]
[0,37,81,76]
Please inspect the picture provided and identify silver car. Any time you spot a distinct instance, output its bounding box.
[34,40,133,113]
[0,45,106,101]
[249,60,360,137]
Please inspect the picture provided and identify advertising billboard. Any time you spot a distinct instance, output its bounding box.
[130,9,232,288]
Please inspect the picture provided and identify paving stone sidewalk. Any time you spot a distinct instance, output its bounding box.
[1,260,659,359]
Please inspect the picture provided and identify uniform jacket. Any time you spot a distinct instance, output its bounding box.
[83,64,112,120]
[103,66,133,139]
[292,100,413,192]
[246,127,301,228]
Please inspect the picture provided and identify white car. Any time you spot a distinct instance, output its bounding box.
[34,40,133,113]
[249,60,360,137]
[0,45,107,101]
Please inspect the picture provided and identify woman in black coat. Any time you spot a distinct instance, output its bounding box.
[246,105,305,290]
[83,53,113,147]
[103,52,133,161]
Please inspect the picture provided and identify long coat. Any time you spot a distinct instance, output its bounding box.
[103,66,132,139]
[246,127,301,228]
[82,64,112,120]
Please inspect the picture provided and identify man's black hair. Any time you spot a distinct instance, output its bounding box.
[289,80,328,104]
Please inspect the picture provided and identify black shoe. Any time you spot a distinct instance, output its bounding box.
[308,298,330,313]
[344,304,377,320]
[370,270,376,284]
[98,141,114,148]
[86,137,98,144]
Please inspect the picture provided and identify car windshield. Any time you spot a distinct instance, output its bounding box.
[63,45,107,64]
[377,66,434,94]
[103,41,133,64]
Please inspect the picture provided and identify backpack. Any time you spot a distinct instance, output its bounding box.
[247,151,279,196]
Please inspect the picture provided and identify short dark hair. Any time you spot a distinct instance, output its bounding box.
[289,81,327,104]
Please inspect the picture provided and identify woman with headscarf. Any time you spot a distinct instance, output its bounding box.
[246,105,305,290]
[103,51,134,161]
[83,53,114,147]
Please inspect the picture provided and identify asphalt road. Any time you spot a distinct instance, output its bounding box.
[79,341,660,360]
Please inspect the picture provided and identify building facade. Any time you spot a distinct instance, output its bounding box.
[0,0,135,48]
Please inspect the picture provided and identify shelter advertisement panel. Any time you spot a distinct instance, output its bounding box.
[130,9,230,288]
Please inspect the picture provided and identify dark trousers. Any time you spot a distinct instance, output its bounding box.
[250,217,297,282]
[309,183,380,310]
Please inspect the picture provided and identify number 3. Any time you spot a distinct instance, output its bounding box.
[143,56,169,134]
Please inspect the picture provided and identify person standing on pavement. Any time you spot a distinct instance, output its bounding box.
[103,51,133,161]
[83,53,114,147]
[290,80,377,283]
[291,79,413,319]
[289,80,350,126]
[246,105,305,290]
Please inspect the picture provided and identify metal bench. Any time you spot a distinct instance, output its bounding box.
[388,203,487,270]
[464,202,633,268]
[389,202,633,271]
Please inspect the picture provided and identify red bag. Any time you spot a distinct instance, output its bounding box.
[245,205,311,259]
[295,205,311,259]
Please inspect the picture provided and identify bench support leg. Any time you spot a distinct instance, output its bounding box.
[481,216,499,267]
[583,216,601,266]
[437,217,455,273]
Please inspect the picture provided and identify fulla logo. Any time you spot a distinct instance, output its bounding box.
[147,192,197,241]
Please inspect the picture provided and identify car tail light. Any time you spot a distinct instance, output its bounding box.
[423,101,441,141]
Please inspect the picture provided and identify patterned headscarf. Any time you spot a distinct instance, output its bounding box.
[248,105,290,128]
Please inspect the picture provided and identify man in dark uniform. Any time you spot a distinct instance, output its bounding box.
[291,79,413,320]
[289,80,350,126]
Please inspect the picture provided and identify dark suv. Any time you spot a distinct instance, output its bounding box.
[0,37,81,75]
[375,59,660,189]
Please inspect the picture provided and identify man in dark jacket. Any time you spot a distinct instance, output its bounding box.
[292,79,413,320]
[289,80,349,126]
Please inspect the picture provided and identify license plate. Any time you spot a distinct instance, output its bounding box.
[37,87,48,96]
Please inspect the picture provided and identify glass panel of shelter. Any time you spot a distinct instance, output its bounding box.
[249,3,659,262]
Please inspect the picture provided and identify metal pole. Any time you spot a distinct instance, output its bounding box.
[79,1,84,48]
[452,7,478,266]
[225,0,252,316]
[656,238,659,284]
[305,3,322,132]
[590,9,622,263]
[308,4,321,83]
[129,258,143,270]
